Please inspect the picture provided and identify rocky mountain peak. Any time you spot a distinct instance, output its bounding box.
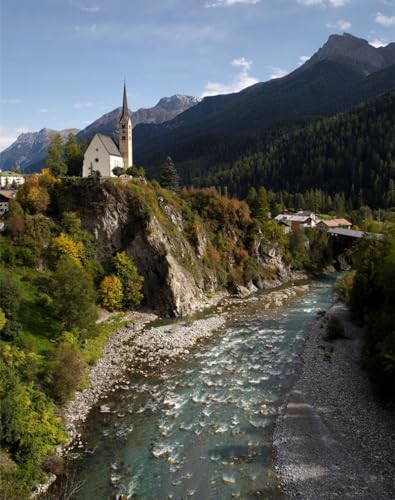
[157,95,201,110]
[304,33,395,76]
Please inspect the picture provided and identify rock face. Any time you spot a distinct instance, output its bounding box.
[304,33,395,76]
[62,180,294,317]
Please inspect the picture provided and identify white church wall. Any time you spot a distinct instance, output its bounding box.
[82,135,123,177]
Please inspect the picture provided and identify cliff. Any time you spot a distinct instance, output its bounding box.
[51,179,295,316]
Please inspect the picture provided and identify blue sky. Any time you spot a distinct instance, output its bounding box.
[0,0,394,151]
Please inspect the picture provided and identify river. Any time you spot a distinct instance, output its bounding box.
[69,278,336,499]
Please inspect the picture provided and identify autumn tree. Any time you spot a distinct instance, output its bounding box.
[99,275,124,311]
[51,232,84,266]
[17,175,50,214]
[113,251,144,308]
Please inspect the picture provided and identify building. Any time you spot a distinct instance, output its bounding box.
[318,218,352,231]
[275,211,320,231]
[0,190,16,216]
[0,171,25,188]
[82,83,133,177]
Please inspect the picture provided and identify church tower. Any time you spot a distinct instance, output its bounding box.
[118,82,133,168]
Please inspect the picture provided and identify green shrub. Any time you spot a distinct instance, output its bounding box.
[324,315,346,341]
[47,343,86,403]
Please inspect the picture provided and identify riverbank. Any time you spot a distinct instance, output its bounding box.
[274,300,395,499]
[61,281,310,449]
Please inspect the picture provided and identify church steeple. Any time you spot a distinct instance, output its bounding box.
[118,82,133,168]
[121,81,129,120]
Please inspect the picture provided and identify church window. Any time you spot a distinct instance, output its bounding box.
[122,136,126,140]
[96,148,99,151]
[122,124,125,129]
[95,158,99,163]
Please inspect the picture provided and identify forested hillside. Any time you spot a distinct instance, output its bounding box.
[190,90,395,209]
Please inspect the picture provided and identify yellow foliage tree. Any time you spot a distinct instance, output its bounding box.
[51,233,84,266]
[40,168,57,188]
[99,275,124,311]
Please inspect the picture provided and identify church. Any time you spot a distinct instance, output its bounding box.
[82,83,133,177]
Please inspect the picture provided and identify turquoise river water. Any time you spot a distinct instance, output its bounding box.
[70,278,336,499]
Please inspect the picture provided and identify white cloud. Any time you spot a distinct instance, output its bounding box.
[205,0,260,7]
[73,101,95,109]
[297,0,323,5]
[326,19,352,30]
[70,1,101,13]
[369,37,388,48]
[0,99,21,105]
[328,0,349,6]
[202,57,258,97]
[375,11,395,26]
[267,66,289,79]
[74,23,99,34]
[297,0,350,6]
[39,107,56,113]
[298,55,311,66]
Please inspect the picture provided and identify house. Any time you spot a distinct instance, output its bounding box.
[0,190,16,216]
[318,218,352,231]
[82,83,133,177]
[0,171,25,188]
[275,211,320,230]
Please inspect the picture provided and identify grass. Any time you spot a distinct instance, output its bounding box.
[82,313,128,365]
[13,269,62,356]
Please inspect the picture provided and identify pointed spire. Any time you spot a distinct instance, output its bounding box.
[121,81,129,120]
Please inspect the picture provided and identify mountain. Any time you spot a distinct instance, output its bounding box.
[0,128,79,172]
[193,90,395,208]
[301,33,395,76]
[0,95,200,173]
[132,34,395,173]
[76,95,200,144]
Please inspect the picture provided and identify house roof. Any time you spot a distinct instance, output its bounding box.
[96,134,122,157]
[0,190,16,200]
[320,218,351,227]
[275,214,311,223]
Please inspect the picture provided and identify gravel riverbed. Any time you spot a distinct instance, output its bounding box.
[274,300,395,500]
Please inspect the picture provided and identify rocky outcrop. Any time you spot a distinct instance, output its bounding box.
[65,181,296,317]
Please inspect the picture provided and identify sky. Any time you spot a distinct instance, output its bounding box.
[0,0,394,151]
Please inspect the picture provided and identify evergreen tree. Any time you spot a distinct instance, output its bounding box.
[45,133,67,177]
[255,187,269,223]
[159,156,180,192]
[64,133,84,176]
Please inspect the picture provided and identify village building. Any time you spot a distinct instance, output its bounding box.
[0,190,16,216]
[0,171,25,188]
[82,83,133,177]
[275,211,320,231]
[318,218,352,231]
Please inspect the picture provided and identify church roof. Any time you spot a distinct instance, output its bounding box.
[96,133,121,157]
